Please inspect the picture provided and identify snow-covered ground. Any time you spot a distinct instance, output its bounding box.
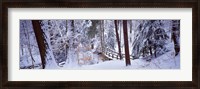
[20,50,179,69]
[59,50,179,70]
[20,55,42,69]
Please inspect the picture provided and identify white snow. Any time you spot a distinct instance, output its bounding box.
[20,55,42,69]
[82,51,179,69]
[58,50,179,69]
[20,20,180,70]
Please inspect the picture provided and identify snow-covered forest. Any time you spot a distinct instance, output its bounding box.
[20,20,180,69]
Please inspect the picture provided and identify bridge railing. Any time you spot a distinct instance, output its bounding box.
[103,47,134,60]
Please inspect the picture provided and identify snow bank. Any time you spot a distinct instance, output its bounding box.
[59,50,180,69]
[130,50,180,69]
[20,55,42,69]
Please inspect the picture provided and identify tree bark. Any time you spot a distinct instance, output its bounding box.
[142,48,145,57]
[149,46,152,56]
[32,20,46,69]
[171,20,180,56]
[114,20,122,60]
[119,21,121,45]
[26,28,35,69]
[100,20,103,52]
[129,20,132,34]
[71,20,76,48]
[71,20,74,32]
[21,45,23,56]
[102,20,105,53]
[154,47,157,58]
[22,21,35,69]
[123,20,131,66]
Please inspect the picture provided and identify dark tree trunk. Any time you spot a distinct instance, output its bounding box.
[91,44,94,49]
[172,20,180,56]
[172,32,178,54]
[142,49,145,57]
[71,20,74,32]
[129,20,132,33]
[149,46,152,56]
[123,20,131,66]
[71,20,76,48]
[154,48,157,58]
[32,20,46,69]
[114,20,122,60]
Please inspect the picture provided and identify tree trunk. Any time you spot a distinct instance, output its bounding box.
[71,20,75,48]
[172,20,180,56]
[129,20,132,54]
[26,28,35,69]
[103,21,104,51]
[100,20,103,52]
[114,20,122,60]
[65,20,68,58]
[129,20,132,34]
[22,21,35,69]
[154,48,157,58]
[119,21,121,45]
[71,20,74,32]
[32,20,46,69]
[142,49,145,57]
[149,46,152,56]
[21,45,23,56]
[123,20,131,66]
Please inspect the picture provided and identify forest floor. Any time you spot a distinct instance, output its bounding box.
[61,50,180,69]
[21,50,179,69]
